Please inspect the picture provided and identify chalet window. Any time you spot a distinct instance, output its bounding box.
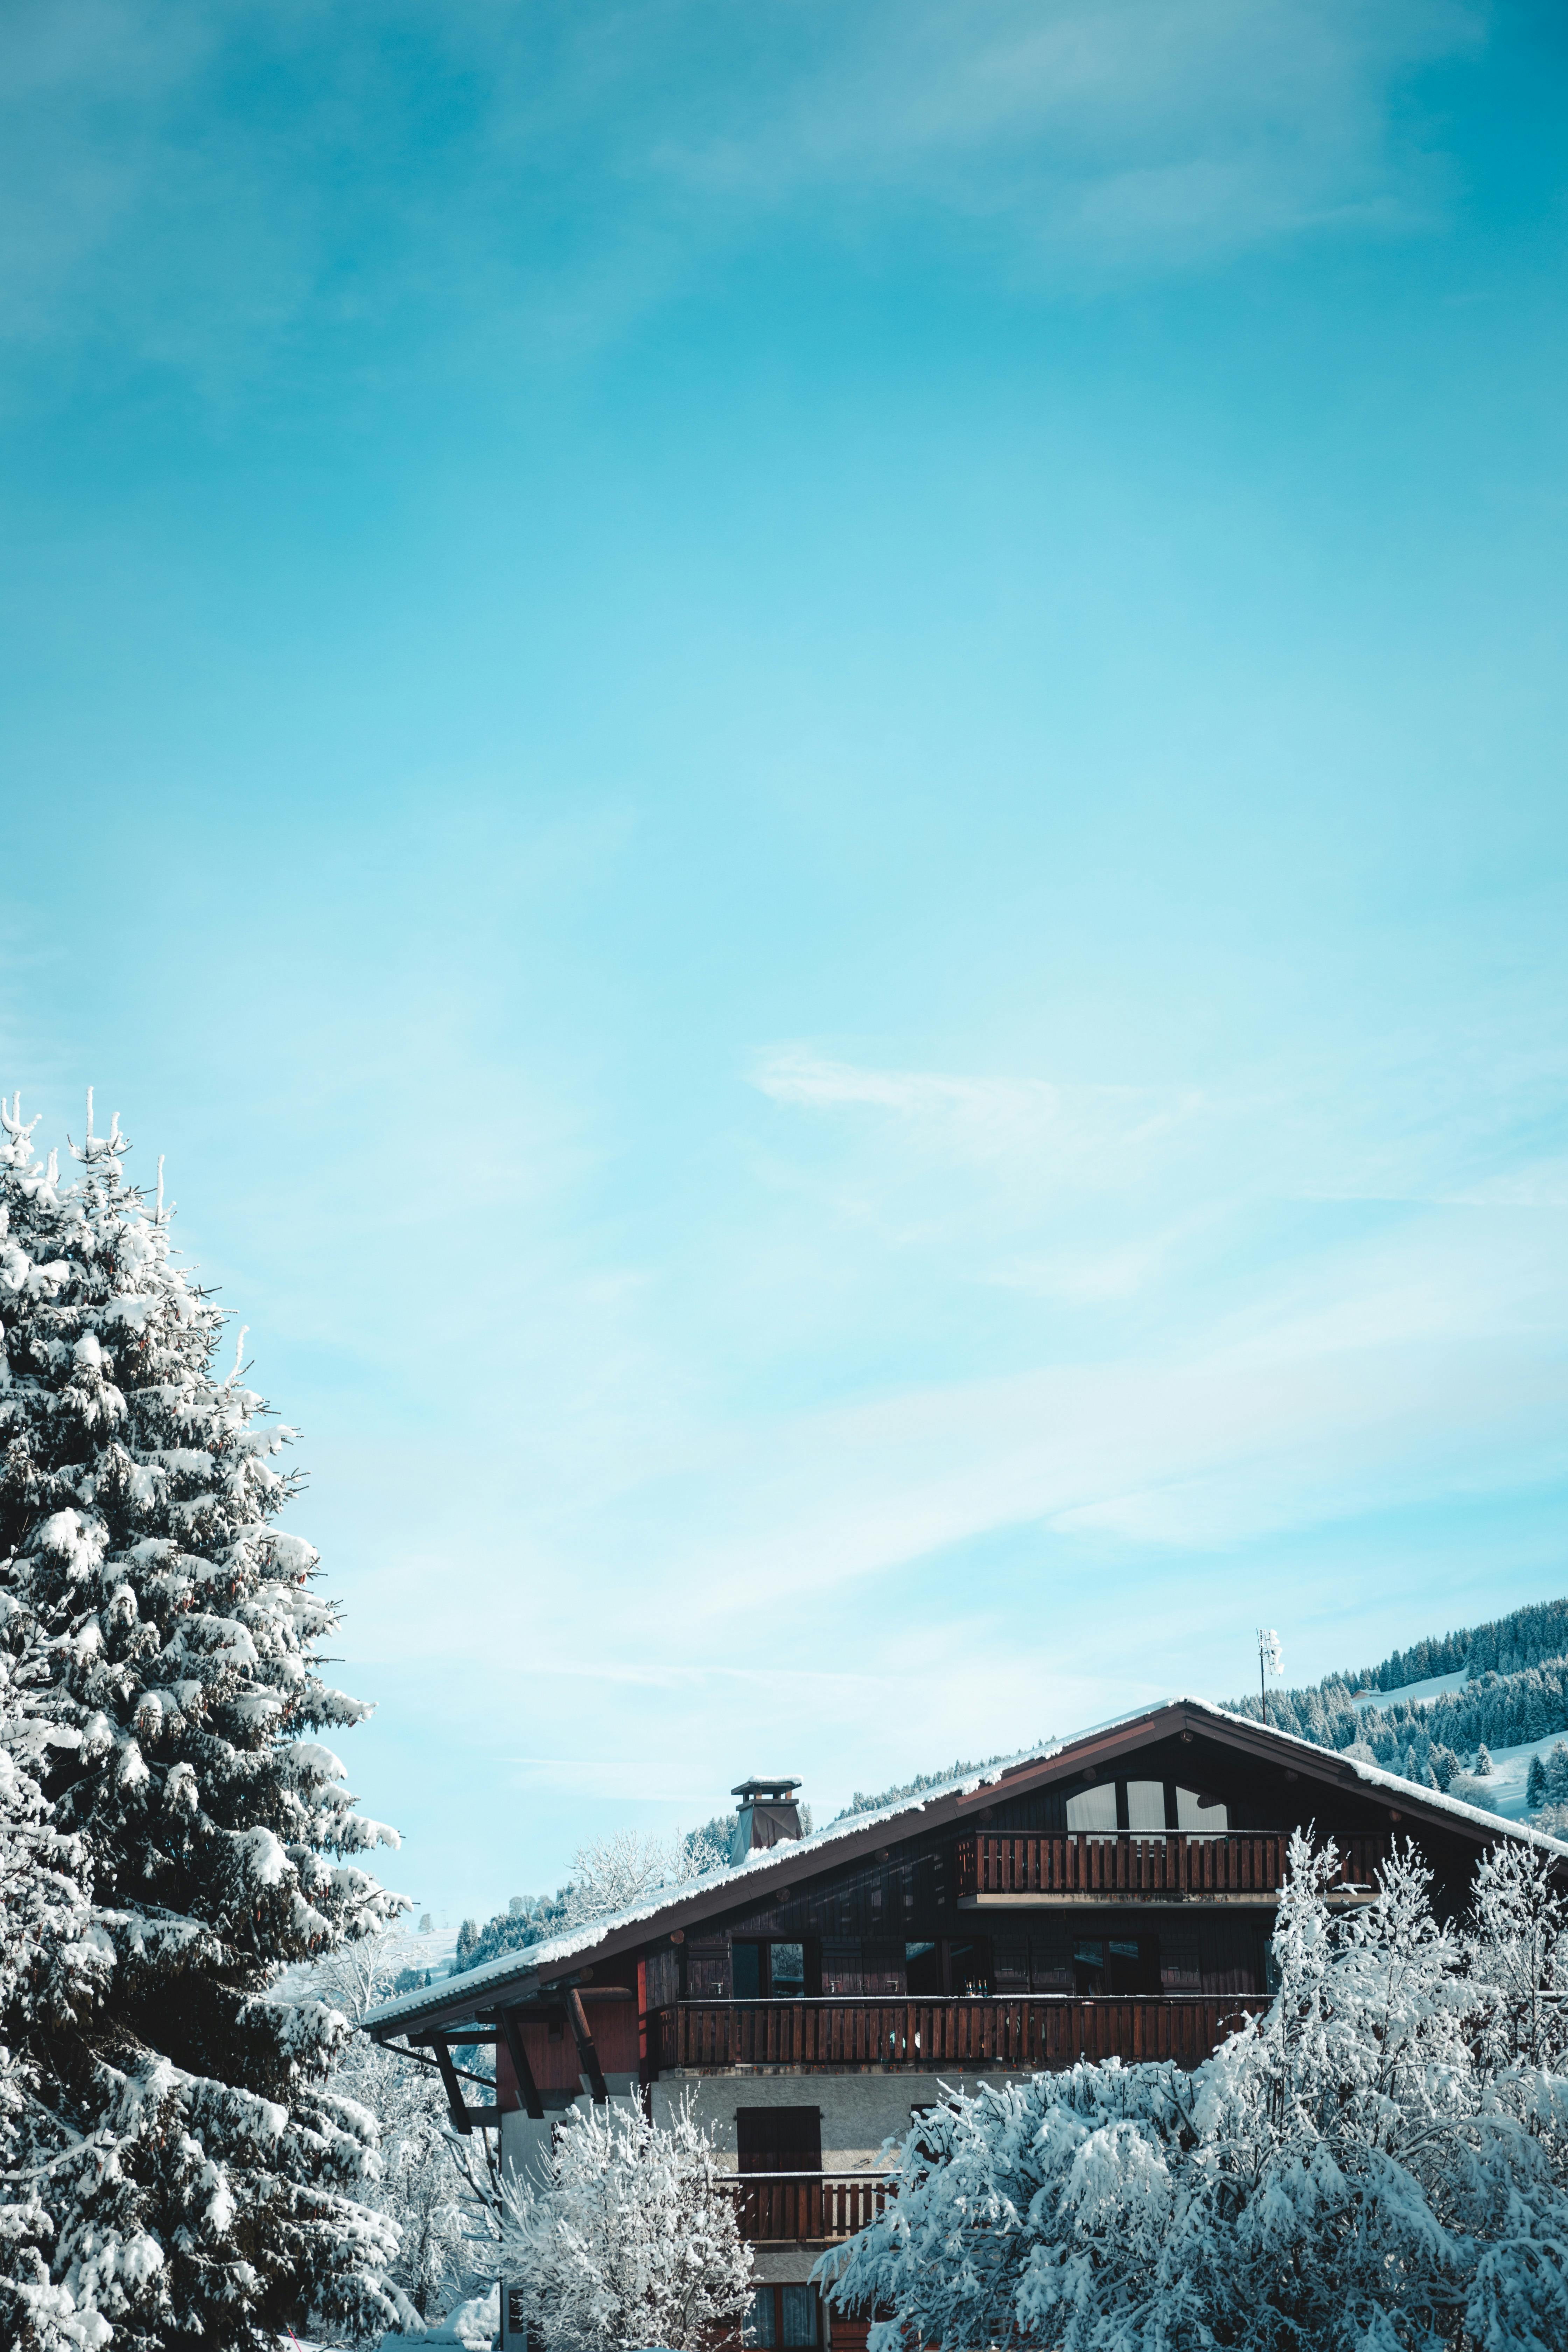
[1063,1778,1231,1838]
[744,2286,820,2348]
[1175,1787,1229,1834]
[737,2106,821,2175]
[904,1940,944,1997]
[781,2286,819,2345]
[771,1941,806,1995]
[1065,1783,1118,1835]
[1125,1779,1166,1835]
[1073,1938,1106,1994]
[947,1939,991,1996]
[1074,1935,1161,1995]
[732,1941,808,1999]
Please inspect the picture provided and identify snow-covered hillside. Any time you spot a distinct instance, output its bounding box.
[1352,1668,1469,1712]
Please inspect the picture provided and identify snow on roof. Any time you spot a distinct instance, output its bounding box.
[364,1693,1568,2036]
[364,1738,1040,2032]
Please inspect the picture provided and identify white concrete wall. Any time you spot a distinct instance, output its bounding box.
[500,2068,1033,2183]
[653,2069,1032,2169]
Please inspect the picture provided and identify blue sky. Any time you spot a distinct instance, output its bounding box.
[2,1,1567,1921]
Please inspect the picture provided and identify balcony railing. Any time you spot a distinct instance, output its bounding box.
[955,1831,1392,1900]
[657,1995,1268,2073]
[720,2170,893,2243]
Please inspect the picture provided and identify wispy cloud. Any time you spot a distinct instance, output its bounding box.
[0,0,1484,390]
[660,0,1479,263]
[752,1048,1204,1180]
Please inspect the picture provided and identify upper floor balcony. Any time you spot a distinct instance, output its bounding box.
[656,1992,1268,2074]
[955,1830,1392,1904]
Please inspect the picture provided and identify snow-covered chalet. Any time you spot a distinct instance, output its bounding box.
[365,1698,1561,2351]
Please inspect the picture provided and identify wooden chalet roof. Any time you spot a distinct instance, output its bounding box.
[364,1695,1564,2040]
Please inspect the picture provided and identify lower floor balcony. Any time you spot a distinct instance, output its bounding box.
[723,2171,893,2245]
[658,1993,1268,2073]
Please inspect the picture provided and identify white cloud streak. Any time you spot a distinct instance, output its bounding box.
[0,0,1484,386]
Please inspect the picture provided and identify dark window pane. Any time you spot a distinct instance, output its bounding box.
[1073,1939,1106,1996]
[1107,1936,1162,1996]
[771,1941,805,1994]
[732,1942,763,2001]
[737,2107,822,2174]
[947,1940,991,1996]
[904,1940,943,1995]
[744,2290,776,2348]
[781,2287,817,2346]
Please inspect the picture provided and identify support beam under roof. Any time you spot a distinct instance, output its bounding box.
[562,1985,609,2104]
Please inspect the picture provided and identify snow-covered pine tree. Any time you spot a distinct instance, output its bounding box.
[0,1094,406,2348]
[1529,1752,1550,1809]
[1476,1743,1494,1775]
[0,1610,110,2352]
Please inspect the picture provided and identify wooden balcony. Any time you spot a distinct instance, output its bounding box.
[955,1831,1392,1903]
[656,1995,1267,2074]
[720,2170,893,2244]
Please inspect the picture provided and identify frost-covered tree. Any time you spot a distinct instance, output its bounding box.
[298,1933,474,2326]
[0,1094,405,2348]
[824,1831,1568,2351]
[0,1621,111,2352]
[1475,1743,1494,1774]
[456,1820,739,1981]
[562,1830,672,1929]
[1529,1752,1550,1809]
[501,2094,752,2352]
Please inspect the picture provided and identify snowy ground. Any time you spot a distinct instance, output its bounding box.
[1352,1669,1470,1712]
[1338,1669,1568,1822]
[1459,1735,1565,1822]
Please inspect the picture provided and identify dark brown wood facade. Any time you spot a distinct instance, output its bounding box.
[372,1701,1552,2159]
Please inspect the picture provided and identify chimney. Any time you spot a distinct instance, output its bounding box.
[730,1776,803,1865]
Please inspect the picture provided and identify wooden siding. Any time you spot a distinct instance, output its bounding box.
[495,1996,640,2108]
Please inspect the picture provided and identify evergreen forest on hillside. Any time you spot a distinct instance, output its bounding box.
[1225,1596,1568,1788]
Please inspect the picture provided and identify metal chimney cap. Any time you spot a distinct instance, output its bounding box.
[731,1776,802,1799]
